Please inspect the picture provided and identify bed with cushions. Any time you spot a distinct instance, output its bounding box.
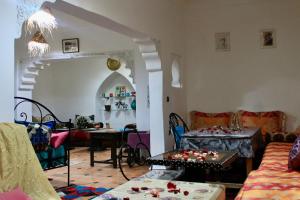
[235,141,300,200]
[14,96,72,186]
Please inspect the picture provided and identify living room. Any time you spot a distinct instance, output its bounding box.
[1,0,300,200]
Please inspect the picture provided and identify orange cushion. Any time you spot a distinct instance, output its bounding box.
[238,110,285,136]
[190,111,233,130]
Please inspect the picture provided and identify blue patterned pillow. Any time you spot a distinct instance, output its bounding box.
[288,136,300,170]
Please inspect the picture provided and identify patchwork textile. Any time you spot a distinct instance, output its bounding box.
[235,142,300,200]
[0,123,60,200]
[58,185,110,200]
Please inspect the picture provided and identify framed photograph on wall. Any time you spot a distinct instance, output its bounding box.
[260,29,276,48]
[62,38,79,53]
[215,32,230,51]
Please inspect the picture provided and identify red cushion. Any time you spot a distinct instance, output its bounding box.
[50,131,69,148]
[0,187,31,200]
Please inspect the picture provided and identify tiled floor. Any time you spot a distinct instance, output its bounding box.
[46,147,149,189]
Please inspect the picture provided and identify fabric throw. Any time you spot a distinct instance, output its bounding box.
[57,185,110,200]
[288,136,300,170]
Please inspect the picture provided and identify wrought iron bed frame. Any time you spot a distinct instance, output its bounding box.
[14,96,72,186]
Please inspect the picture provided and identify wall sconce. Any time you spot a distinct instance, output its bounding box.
[26,7,57,34]
[28,31,49,57]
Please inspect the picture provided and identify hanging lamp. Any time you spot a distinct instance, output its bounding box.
[28,31,49,57]
[26,7,57,34]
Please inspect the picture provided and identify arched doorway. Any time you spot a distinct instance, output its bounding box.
[15,0,165,155]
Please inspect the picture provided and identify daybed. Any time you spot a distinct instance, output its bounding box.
[235,141,300,200]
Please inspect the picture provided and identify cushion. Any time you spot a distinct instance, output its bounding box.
[0,187,32,200]
[190,111,233,130]
[288,136,300,171]
[50,131,69,148]
[237,110,285,137]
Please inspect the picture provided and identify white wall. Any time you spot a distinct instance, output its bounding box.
[0,0,17,122]
[33,57,141,129]
[185,0,300,131]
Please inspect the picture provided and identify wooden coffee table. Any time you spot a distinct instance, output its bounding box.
[147,150,238,170]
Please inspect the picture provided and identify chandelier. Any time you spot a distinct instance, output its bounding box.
[28,31,49,57]
[26,7,57,35]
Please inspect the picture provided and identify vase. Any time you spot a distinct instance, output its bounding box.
[131,99,136,110]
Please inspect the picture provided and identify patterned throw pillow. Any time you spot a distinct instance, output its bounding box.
[190,111,233,130]
[288,136,300,171]
[237,110,285,137]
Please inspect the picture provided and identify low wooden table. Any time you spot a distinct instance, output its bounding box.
[147,150,238,170]
[94,178,225,200]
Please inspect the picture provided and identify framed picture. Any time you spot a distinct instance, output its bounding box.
[62,38,79,53]
[215,32,230,51]
[260,29,276,48]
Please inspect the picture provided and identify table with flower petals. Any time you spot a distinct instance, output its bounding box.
[94,178,225,200]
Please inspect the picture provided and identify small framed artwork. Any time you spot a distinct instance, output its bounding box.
[215,32,230,51]
[260,29,276,48]
[62,38,79,53]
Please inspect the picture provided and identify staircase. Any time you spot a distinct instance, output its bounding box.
[18,60,48,91]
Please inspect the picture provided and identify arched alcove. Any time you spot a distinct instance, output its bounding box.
[95,72,136,129]
[171,56,182,88]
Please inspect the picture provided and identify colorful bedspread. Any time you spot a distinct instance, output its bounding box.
[235,142,300,200]
[0,123,60,200]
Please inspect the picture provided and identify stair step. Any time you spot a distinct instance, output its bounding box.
[21,77,36,84]
[23,68,39,77]
[19,84,34,91]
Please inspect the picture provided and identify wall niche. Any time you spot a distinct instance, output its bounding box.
[96,72,136,129]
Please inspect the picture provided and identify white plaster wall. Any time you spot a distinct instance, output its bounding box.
[185,0,300,131]
[0,0,17,122]
[33,57,138,129]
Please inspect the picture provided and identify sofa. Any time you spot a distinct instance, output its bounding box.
[190,110,287,141]
[235,141,300,200]
[190,110,300,199]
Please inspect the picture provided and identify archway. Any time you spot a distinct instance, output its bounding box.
[15,0,165,155]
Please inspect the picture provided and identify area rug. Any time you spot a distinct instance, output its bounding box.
[57,185,111,200]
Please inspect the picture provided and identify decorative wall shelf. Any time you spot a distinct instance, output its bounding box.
[101,109,135,111]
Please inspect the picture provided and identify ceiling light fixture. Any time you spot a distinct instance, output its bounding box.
[28,31,49,57]
[26,7,57,34]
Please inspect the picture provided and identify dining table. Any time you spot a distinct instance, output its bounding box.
[180,127,264,174]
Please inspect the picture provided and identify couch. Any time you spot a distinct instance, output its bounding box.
[190,110,287,141]
[235,141,300,200]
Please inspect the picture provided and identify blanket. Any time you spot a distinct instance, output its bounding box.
[0,123,60,200]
